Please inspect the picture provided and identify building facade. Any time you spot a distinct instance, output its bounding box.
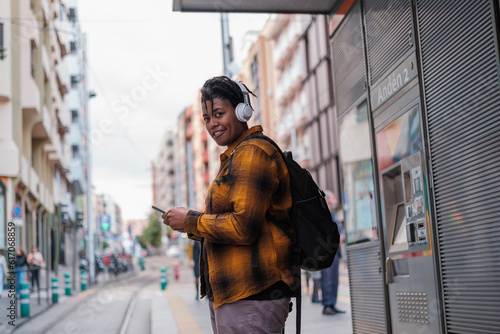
[0,0,93,279]
[153,128,177,210]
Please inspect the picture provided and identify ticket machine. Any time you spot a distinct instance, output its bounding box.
[376,102,441,334]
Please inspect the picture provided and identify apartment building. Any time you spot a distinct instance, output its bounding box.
[175,95,211,212]
[0,0,91,275]
[272,15,340,195]
[237,24,278,137]
[237,14,341,197]
[153,128,177,210]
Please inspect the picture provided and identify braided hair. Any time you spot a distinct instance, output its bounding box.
[201,76,256,112]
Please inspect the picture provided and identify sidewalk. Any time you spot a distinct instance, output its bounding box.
[152,256,353,334]
[0,264,110,334]
[0,256,354,334]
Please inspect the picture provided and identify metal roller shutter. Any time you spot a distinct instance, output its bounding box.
[331,0,366,117]
[363,0,413,85]
[347,242,387,334]
[416,1,500,333]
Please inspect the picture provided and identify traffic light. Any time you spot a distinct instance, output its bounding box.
[100,214,110,230]
[76,211,84,229]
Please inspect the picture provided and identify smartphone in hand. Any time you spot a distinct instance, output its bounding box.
[152,205,166,214]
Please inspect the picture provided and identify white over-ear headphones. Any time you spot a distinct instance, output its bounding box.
[234,81,253,122]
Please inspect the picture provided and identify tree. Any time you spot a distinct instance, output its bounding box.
[137,212,163,251]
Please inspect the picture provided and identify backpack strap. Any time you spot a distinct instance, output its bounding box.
[214,133,265,268]
[214,133,302,333]
[215,134,261,186]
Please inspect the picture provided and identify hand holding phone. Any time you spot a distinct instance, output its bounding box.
[152,205,166,214]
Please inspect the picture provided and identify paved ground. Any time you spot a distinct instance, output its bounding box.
[0,256,353,334]
[152,255,353,334]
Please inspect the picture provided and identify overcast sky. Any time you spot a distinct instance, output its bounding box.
[78,0,268,221]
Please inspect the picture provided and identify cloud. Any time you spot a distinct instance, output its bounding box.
[79,0,268,220]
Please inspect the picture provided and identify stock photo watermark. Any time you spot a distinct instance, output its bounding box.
[6,221,17,327]
[90,64,170,147]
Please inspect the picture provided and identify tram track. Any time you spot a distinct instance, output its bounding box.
[41,273,151,334]
[14,270,159,334]
[118,276,156,334]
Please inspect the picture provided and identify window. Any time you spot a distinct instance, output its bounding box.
[70,75,80,87]
[70,41,77,53]
[31,41,35,77]
[338,102,378,245]
[71,110,78,123]
[251,56,259,85]
[68,8,76,21]
[59,3,64,19]
[0,23,4,60]
[72,145,79,158]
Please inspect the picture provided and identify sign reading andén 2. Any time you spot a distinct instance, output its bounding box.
[371,53,418,112]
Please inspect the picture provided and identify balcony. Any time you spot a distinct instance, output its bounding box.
[20,156,30,186]
[45,186,53,209]
[55,62,69,97]
[39,181,45,207]
[30,166,40,198]
[40,0,50,23]
[54,20,71,58]
[42,105,52,139]
[21,55,41,115]
[22,1,39,45]
[71,159,85,195]
[41,44,51,79]
[70,122,82,143]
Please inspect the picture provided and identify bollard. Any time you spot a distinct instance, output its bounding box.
[139,257,145,271]
[52,277,59,304]
[81,269,87,291]
[160,266,168,290]
[20,281,30,317]
[174,262,179,281]
[65,273,71,296]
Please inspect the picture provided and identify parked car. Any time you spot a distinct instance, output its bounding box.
[167,245,181,257]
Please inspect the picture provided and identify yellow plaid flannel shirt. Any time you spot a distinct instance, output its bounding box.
[185,125,294,309]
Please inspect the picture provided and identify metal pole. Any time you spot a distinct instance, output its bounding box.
[72,222,77,291]
[84,33,96,287]
[221,13,232,77]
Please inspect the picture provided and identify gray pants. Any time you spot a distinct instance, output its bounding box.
[209,298,291,334]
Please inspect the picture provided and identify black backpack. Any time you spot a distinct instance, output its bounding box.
[220,134,341,333]
[224,134,340,271]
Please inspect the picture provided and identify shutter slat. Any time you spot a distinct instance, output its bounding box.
[417,0,500,332]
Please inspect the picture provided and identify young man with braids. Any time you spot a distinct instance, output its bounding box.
[163,76,294,333]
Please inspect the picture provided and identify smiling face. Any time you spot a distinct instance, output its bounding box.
[202,97,248,147]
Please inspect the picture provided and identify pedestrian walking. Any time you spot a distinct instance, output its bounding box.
[0,250,8,297]
[15,248,28,295]
[321,191,346,315]
[311,270,322,303]
[162,76,294,333]
[27,245,44,292]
